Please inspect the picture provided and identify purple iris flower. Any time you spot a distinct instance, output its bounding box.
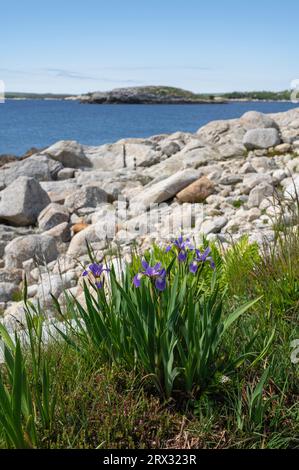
[133,260,167,291]
[166,235,194,262]
[82,262,110,288]
[189,247,215,273]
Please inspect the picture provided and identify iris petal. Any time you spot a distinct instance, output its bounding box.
[155,276,166,291]
[189,261,198,274]
[141,259,149,270]
[133,273,142,287]
[178,251,187,262]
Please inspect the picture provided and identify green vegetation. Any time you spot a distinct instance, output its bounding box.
[128,86,216,101]
[232,199,245,209]
[6,92,72,100]
[0,216,298,448]
[222,90,291,101]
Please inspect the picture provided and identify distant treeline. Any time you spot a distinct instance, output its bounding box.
[220,90,291,101]
[6,92,72,99]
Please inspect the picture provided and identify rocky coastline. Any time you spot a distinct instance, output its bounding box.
[1,107,299,329]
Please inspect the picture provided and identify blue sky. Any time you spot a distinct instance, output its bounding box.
[0,0,297,94]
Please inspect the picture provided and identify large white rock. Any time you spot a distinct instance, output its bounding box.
[0,177,50,226]
[4,234,58,269]
[85,141,162,170]
[42,140,92,168]
[243,128,281,150]
[130,169,200,211]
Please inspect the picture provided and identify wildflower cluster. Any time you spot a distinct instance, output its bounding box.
[82,238,215,293]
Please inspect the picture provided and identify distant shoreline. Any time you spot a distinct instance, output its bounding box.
[5,86,292,104]
[5,97,294,104]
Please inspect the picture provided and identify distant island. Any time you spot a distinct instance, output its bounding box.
[6,86,292,103]
[77,86,227,104]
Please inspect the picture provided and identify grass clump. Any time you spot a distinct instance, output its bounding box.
[0,218,298,448]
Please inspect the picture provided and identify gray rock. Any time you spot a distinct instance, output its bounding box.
[0,155,63,188]
[251,156,275,172]
[42,140,91,168]
[44,222,71,243]
[2,302,28,330]
[64,185,109,212]
[286,157,299,174]
[38,203,69,231]
[40,180,80,204]
[85,141,162,170]
[246,207,261,222]
[243,128,281,150]
[284,175,299,200]
[240,111,279,130]
[0,240,5,258]
[200,216,228,234]
[57,168,75,180]
[27,284,38,298]
[272,169,287,183]
[241,173,272,194]
[240,162,256,174]
[0,177,50,226]
[4,234,58,269]
[247,183,274,208]
[219,174,243,185]
[0,282,19,302]
[160,141,181,157]
[0,268,23,284]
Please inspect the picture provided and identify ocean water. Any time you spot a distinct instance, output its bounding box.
[0,100,298,156]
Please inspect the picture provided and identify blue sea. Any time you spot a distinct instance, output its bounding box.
[0,100,298,156]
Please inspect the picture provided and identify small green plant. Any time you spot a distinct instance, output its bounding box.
[221,235,261,297]
[232,199,245,209]
[234,367,270,432]
[11,289,23,302]
[0,336,37,448]
[0,305,56,448]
